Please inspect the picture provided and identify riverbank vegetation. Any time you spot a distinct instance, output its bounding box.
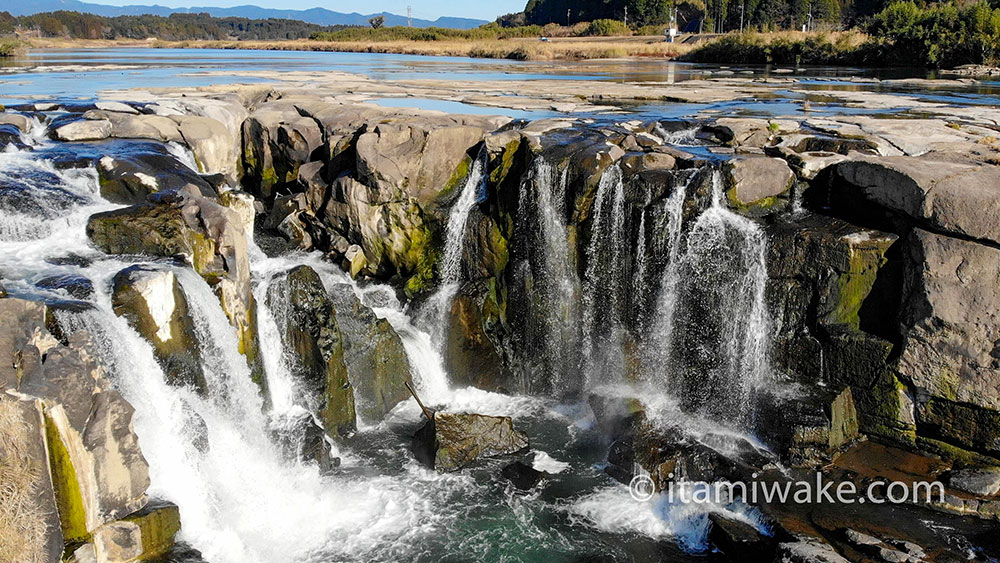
[5,0,999,68]
[684,2,1000,67]
[1,10,349,41]
[0,38,22,57]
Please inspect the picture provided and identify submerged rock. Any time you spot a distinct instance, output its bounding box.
[947,467,1000,497]
[776,535,850,563]
[707,513,775,563]
[412,412,529,472]
[501,461,546,490]
[270,409,339,473]
[111,266,206,393]
[36,273,94,300]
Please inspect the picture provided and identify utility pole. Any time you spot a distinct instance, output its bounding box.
[407,5,412,27]
[740,0,744,31]
[567,8,571,26]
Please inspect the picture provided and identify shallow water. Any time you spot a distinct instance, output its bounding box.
[2,48,999,110]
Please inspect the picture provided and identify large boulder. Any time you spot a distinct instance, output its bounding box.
[834,157,1000,245]
[83,110,182,144]
[91,502,181,563]
[0,298,154,548]
[354,119,488,209]
[267,266,356,437]
[241,105,324,201]
[898,229,1000,455]
[52,118,112,142]
[87,193,262,389]
[172,114,240,179]
[0,112,32,134]
[412,412,529,472]
[111,266,206,393]
[327,283,413,422]
[724,157,795,208]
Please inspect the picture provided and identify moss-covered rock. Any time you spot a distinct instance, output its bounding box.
[92,502,181,562]
[328,284,414,422]
[723,156,794,211]
[87,193,263,392]
[444,280,505,390]
[412,412,529,472]
[267,266,356,437]
[755,383,860,467]
[111,266,206,393]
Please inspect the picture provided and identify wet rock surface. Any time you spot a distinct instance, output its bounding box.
[0,297,178,561]
[267,265,356,436]
[413,412,529,472]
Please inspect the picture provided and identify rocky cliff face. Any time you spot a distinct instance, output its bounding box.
[228,95,1000,465]
[0,297,180,563]
[4,89,996,488]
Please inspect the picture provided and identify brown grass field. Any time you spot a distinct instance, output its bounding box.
[26,35,697,61]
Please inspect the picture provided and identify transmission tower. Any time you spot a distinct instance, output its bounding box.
[407,6,412,27]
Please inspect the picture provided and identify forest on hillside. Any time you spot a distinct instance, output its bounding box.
[0,10,349,40]
[506,0,1000,33]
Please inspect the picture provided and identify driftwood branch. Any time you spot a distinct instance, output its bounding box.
[405,382,434,421]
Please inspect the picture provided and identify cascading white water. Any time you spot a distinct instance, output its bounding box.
[0,146,108,244]
[512,159,580,393]
[655,123,700,146]
[421,153,486,344]
[649,170,771,426]
[0,109,786,561]
[167,141,203,174]
[643,170,694,374]
[581,165,628,386]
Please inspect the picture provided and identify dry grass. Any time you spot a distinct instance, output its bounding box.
[29,36,695,61]
[0,399,48,563]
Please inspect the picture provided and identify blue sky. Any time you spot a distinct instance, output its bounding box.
[88,0,527,20]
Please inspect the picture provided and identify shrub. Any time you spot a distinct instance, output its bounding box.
[580,19,631,36]
[0,38,22,57]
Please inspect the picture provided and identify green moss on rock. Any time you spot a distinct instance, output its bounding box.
[43,411,89,544]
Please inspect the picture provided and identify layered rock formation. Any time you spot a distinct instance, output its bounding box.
[0,297,179,562]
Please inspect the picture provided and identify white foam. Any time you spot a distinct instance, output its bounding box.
[532,451,570,474]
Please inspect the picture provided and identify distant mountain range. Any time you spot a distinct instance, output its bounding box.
[5,0,489,29]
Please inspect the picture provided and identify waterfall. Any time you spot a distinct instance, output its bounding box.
[655,123,700,146]
[511,159,580,393]
[422,153,486,344]
[649,170,771,426]
[173,267,265,417]
[581,165,628,388]
[644,170,694,372]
